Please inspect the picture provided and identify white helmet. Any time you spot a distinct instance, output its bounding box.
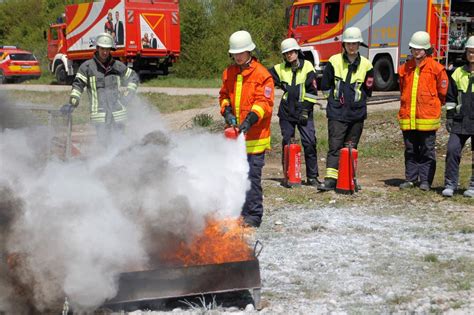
[228,30,256,54]
[465,36,474,49]
[342,27,363,43]
[281,38,301,54]
[409,31,431,50]
[96,33,114,49]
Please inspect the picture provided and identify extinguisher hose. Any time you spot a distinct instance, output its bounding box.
[349,142,358,192]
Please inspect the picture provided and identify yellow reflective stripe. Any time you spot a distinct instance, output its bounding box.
[445,102,456,110]
[76,72,87,83]
[326,168,339,179]
[235,75,243,124]
[128,82,138,91]
[246,136,271,154]
[251,104,265,119]
[125,68,132,80]
[70,89,82,98]
[399,118,440,130]
[90,112,106,123]
[90,76,99,116]
[410,67,420,129]
[117,76,121,89]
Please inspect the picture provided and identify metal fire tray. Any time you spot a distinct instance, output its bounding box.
[104,258,262,309]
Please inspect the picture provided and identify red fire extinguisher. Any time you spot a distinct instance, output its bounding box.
[224,126,239,139]
[284,138,302,187]
[336,142,358,194]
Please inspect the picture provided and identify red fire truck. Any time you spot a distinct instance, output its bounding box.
[47,0,180,84]
[287,0,474,90]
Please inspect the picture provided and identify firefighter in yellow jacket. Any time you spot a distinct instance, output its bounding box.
[219,30,274,227]
[319,27,374,191]
[398,31,448,191]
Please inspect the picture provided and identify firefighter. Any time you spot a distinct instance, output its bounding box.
[318,27,374,191]
[219,30,274,228]
[442,36,474,198]
[398,31,448,191]
[61,33,139,145]
[269,38,320,187]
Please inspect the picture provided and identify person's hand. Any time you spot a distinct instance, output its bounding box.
[238,112,258,134]
[60,103,76,115]
[299,109,309,126]
[224,106,237,126]
[446,118,453,133]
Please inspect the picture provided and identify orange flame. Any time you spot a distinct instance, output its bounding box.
[161,217,254,266]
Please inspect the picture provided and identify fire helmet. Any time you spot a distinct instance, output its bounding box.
[281,38,301,54]
[228,30,256,54]
[409,31,431,50]
[96,33,114,49]
[465,36,474,49]
[342,27,364,43]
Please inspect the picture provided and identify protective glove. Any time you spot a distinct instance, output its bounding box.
[60,103,76,115]
[299,109,309,126]
[446,118,453,133]
[223,106,237,126]
[238,112,259,134]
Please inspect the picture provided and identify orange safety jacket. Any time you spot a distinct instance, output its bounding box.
[398,56,448,131]
[219,57,274,154]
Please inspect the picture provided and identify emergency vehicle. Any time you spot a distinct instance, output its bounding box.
[287,0,474,90]
[0,46,41,84]
[47,0,180,84]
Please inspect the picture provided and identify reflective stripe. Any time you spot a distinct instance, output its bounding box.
[399,118,440,131]
[112,107,128,122]
[76,72,87,83]
[326,167,338,179]
[246,136,271,154]
[251,104,265,119]
[409,67,420,129]
[322,89,331,98]
[334,78,341,98]
[124,68,132,80]
[90,76,99,119]
[273,60,315,104]
[304,92,317,102]
[70,88,82,98]
[128,82,138,91]
[354,82,361,102]
[235,75,243,124]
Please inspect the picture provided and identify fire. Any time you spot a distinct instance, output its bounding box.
[162,217,254,266]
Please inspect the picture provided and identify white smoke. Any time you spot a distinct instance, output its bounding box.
[0,93,249,311]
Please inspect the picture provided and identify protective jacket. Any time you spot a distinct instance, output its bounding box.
[219,57,274,154]
[269,58,318,122]
[321,52,374,122]
[446,65,474,135]
[70,53,139,124]
[398,56,448,131]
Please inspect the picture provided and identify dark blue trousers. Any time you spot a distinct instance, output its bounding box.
[242,152,265,227]
[279,118,319,178]
[444,133,474,188]
[402,130,436,185]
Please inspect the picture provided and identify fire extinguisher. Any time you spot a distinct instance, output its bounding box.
[284,138,302,187]
[335,141,358,194]
[224,126,239,139]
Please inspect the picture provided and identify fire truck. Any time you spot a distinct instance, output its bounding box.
[46,0,180,84]
[287,0,474,90]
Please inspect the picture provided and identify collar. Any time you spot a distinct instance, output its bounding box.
[93,52,114,70]
[406,56,430,70]
[284,58,304,70]
[237,57,258,76]
[343,52,361,67]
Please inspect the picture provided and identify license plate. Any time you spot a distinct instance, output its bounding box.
[21,65,31,69]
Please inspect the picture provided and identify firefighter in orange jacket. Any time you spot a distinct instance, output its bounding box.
[398,31,448,191]
[219,30,274,228]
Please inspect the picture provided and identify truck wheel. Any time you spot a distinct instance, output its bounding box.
[373,56,397,91]
[0,70,6,84]
[55,64,71,85]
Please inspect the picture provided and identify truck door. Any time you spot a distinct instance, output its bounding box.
[47,26,65,61]
[317,1,343,62]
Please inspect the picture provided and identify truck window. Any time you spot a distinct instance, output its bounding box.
[293,6,310,27]
[324,2,340,24]
[312,4,321,25]
[50,28,58,41]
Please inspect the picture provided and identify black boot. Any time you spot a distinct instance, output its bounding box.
[317,178,337,191]
[306,177,323,188]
